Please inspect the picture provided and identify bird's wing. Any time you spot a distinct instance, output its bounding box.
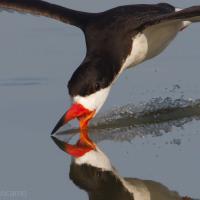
[139,6,200,30]
[125,178,181,200]
[0,0,92,29]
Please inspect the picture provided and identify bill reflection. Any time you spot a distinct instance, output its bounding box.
[51,135,193,200]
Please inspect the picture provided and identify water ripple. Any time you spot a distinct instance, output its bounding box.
[0,77,48,87]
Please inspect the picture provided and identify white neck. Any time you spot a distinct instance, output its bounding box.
[74,146,113,171]
[73,86,111,115]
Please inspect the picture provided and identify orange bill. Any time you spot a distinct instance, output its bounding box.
[51,103,94,135]
[51,136,95,158]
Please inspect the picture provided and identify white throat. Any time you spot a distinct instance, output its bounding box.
[73,86,111,115]
[74,146,113,171]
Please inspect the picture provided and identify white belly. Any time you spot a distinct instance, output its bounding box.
[144,21,183,60]
[121,21,187,71]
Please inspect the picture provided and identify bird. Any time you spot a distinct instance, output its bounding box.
[52,136,193,200]
[1,0,200,148]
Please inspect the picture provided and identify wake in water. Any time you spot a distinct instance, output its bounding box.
[55,97,200,143]
[0,77,48,87]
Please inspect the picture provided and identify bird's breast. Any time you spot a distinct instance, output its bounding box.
[121,33,149,71]
[120,20,185,74]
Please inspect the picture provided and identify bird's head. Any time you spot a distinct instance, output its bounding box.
[51,59,113,135]
[51,135,96,158]
[52,135,112,170]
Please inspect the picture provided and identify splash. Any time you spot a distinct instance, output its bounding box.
[55,97,200,143]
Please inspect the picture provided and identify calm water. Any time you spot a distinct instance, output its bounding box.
[0,0,200,199]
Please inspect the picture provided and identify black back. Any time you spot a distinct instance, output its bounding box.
[68,3,175,97]
[70,163,134,200]
[3,1,200,98]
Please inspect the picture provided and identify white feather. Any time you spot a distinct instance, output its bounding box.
[122,33,148,70]
[175,8,192,29]
[73,86,111,114]
[175,8,182,12]
[122,16,191,72]
[121,179,151,200]
[74,146,113,171]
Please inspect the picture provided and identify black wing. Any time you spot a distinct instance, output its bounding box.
[0,0,92,29]
[140,6,200,30]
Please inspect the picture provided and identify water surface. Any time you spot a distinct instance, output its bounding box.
[0,0,200,199]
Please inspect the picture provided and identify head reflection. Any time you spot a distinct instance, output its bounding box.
[51,134,192,200]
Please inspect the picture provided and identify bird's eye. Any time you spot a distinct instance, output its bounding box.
[95,83,100,90]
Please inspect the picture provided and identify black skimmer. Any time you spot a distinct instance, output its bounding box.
[1,1,200,147]
[52,136,192,200]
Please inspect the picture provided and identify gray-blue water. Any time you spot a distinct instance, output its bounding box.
[0,0,200,199]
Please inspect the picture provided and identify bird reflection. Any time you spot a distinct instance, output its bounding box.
[51,134,193,200]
